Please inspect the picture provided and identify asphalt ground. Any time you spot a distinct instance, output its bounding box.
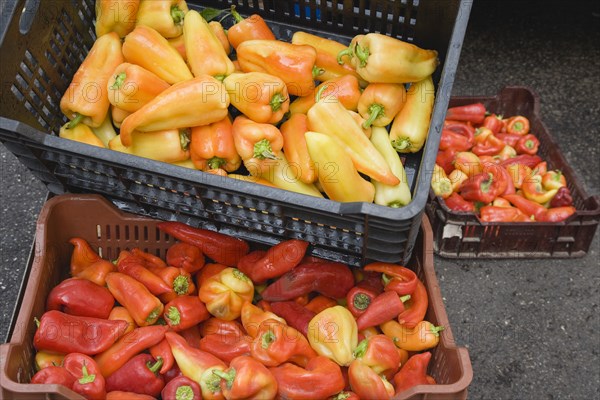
[1,1,599,398]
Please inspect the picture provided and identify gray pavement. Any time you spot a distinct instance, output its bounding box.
[1,1,599,399]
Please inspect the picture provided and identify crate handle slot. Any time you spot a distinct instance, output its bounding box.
[18,0,40,35]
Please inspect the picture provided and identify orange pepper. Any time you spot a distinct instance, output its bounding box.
[305,295,337,314]
[167,34,187,60]
[198,268,254,321]
[135,0,188,38]
[60,32,123,128]
[108,306,137,335]
[358,83,407,128]
[107,63,170,113]
[240,301,286,338]
[76,259,116,287]
[224,72,290,124]
[289,75,362,115]
[227,5,275,49]
[208,21,231,55]
[232,115,284,176]
[95,0,140,38]
[237,39,319,97]
[280,114,317,184]
[190,116,241,172]
[68,238,101,276]
[380,320,443,351]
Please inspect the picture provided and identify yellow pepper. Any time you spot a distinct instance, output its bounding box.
[198,268,254,321]
[431,164,453,199]
[107,63,171,113]
[59,122,105,148]
[358,83,407,128]
[254,152,323,198]
[380,319,444,351]
[135,0,188,38]
[305,131,375,203]
[95,0,140,38]
[108,129,190,163]
[91,115,117,147]
[389,76,435,153]
[307,305,358,366]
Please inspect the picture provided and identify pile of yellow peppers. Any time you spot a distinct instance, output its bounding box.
[59,0,439,207]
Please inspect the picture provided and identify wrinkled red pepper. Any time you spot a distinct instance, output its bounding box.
[237,239,309,283]
[460,172,502,204]
[393,352,434,395]
[444,192,475,212]
[116,251,173,296]
[30,365,76,387]
[550,187,573,207]
[270,300,316,337]
[436,148,458,175]
[482,113,504,133]
[500,154,543,169]
[439,129,472,152]
[363,262,418,296]
[46,277,115,319]
[472,127,505,157]
[269,356,346,399]
[496,133,521,148]
[166,242,206,274]
[105,354,165,397]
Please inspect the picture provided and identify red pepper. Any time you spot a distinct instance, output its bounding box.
[94,325,168,378]
[445,103,486,123]
[163,364,183,385]
[166,242,206,274]
[69,237,102,275]
[261,261,355,301]
[444,192,475,212]
[63,353,106,400]
[236,239,309,283]
[502,194,547,221]
[213,355,278,399]
[149,338,175,375]
[46,277,115,319]
[346,286,378,318]
[363,263,418,296]
[472,128,505,156]
[356,291,409,331]
[270,300,316,337]
[533,161,548,176]
[479,206,530,222]
[179,325,202,349]
[436,148,458,175]
[105,354,165,397]
[198,330,252,364]
[540,206,577,222]
[130,248,168,269]
[30,366,76,387]
[152,266,196,304]
[195,263,227,288]
[251,319,318,367]
[164,295,210,332]
[515,133,540,155]
[355,270,385,294]
[348,360,395,399]
[393,352,434,395]
[305,295,338,314]
[352,335,402,380]
[550,187,574,208]
[269,356,346,399]
[34,310,127,356]
[397,279,428,328]
[496,132,521,147]
[161,376,202,400]
[158,221,250,267]
[459,171,505,204]
[106,272,164,326]
[500,154,543,169]
[439,129,472,152]
[116,251,173,296]
[482,113,504,133]
[505,116,530,135]
[227,5,276,49]
[76,259,116,287]
[443,120,475,143]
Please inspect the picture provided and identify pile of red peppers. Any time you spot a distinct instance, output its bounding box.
[30,221,442,399]
[432,102,576,222]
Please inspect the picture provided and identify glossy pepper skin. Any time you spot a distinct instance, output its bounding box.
[30,365,76,387]
[444,192,476,212]
[120,75,230,146]
[122,26,193,84]
[479,205,530,222]
[500,154,542,169]
[339,33,438,84]
[370,126,413,207]
[105,272,164,326]
[431,164,453,199]
[167,242,205,274]
[348,360,395,400]
[165,331,228,400]
[76,259,116,287]
[445,103,486,124]
[346,286,378,318]
[305,130,375,203]
[109,129,191,163]
[107,63,170,113]
[305,295,338,314]
[232,115,284,176]
[60,32,124,127]
[472,127,505,156]
[34,351,66,371]
[390,76,435,153]
[251,319,317,367]
[213,355,278,399]
[270,301,316,337]
[261,260,355,301]
[381,320,443,351]
[393,352,434,395]
[397,279,428,328]
[364,262,418,296]
[356,291,409,331]
[254,151,324,197]
[307,306,358,366]
[108,306,137,335]
[105,354,165,397]
[515,134,540,155]
[135,0,188,38]
[237,39,318,97]
[63,353,106,399]
[358,83,407,128]
[190,116,242,172]
[505,115,530,135]
[503,194,547,221]
[483,113,504,133]
[224,72,290,124]
[240,301,286,338]
[199,267,254,321]
[184,10,235,79]
[439,128,472,152]
[270,356,345,400]
[158,222,250,267]
[59,122,106,147]
[208,21,230,54]
[164,295,210,331]
[237,239,308,283]
[94,325,168,378]
[460,171,505,204]
[149,338,175,374]
[199,329,252,364]
[227,6,276,49]
[46,277,114,319]
[352,335,401,380]
[161,376,202,400]
[292,31,362,84]
[116,251,173,295]
[307,88,399,186]
[280,113,317,184]
[290,75,362,115]
[522,174,558,204]
[34,310,127,356]
[95,0,140,38]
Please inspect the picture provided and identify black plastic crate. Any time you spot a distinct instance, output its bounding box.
[0,0,472,267]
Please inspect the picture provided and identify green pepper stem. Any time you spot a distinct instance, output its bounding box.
[110,72,126,90]
[315,83,331,103]
[352,293,371,311]
[312,65,325,78]
[270,92,287,112]
[480,172,494,193]
[175,385,195,400]
[166,306,181,326]
[146,307,161,323]
[179,129,191,151]
[337,47,353,65]
[254,138,278,160]
[352,339,368,359]
[230,5,244,23]
[214,74,226,82]
[391,138,411,152]
[208,156,226,170]
[381,274,392,286]
[171,5,186,25]
[67,113,85,129]
[173,275,189,295]
[429,325,445,336]
[34,317,40,328]
[261,330,276,349]
[233,268,250,281]
[400,294,411,303]
[354,42,370,68]
[363,104,384,129]
[212,368,236,389]
[388,201,404,208]
[79,362,96,384]
[147,356,164,374]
